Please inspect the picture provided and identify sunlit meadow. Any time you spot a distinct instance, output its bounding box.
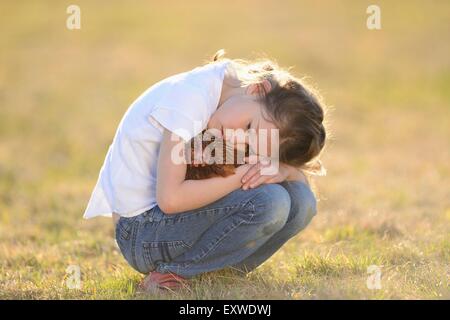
[0,0,449,299]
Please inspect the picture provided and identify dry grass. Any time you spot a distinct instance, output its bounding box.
[0,0,449,299]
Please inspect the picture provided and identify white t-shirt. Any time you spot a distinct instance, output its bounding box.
[83,60,231,219]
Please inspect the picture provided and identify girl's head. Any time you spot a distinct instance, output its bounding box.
[207,50,327,174]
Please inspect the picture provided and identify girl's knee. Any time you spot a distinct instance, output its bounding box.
[251,184,291,233]
[283,181,317,234]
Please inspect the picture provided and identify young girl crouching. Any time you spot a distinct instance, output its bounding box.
[84,50,327,291]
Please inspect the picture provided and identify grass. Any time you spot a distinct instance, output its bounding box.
[0,0,449,299]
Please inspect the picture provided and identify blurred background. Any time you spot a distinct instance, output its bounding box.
[0,1,448,299]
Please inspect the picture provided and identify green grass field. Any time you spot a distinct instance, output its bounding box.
[0,0,449,299]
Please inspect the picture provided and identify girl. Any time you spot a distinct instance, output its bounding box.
[84,50,326,291]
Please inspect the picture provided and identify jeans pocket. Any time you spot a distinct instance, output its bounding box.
[142,240,191,270]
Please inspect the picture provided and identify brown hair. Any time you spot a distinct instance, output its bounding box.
[212,49,327,175]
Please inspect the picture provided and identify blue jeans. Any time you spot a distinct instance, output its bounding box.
[115,181,317,278]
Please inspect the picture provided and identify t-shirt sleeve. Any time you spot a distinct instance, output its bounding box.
[149,82,209,142]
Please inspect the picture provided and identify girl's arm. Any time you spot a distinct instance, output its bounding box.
[156,129,250,214]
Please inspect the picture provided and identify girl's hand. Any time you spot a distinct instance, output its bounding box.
[240,156,286,190]
[240,156,308,190]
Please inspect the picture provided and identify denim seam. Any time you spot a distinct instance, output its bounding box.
[130,220,140,272]
[159,202,256,271]
[118,220,132,241]
[159,219,248,271]
[189,215,253,265]
[143,240,192,249]
[163,204,242,225]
